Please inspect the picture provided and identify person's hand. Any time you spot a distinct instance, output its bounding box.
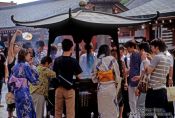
[141,52,147,61]
[147,53,152,60]
[15,30,22,36]
[124,82,128,91]
[168,78,173,87]
[123,69,129,78]
[132,76,140,81]
[4,77,8,84]
[135,89,140,96]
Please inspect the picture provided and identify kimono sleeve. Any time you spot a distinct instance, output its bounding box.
[24,64,39,85]
[91,59,98,83]
[113,58,122,95]
[31,65,39,79]
[113,59,121,81]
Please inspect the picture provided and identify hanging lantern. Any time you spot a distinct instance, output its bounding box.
[22,32,33,41]
[141,24,145,29]
[169,19,172,23]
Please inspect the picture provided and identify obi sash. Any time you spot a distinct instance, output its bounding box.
[96,58,116,82]
[97,69,115,82]
[8,75,28,88]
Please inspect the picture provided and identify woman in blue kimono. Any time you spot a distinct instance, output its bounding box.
[8,49,39,118]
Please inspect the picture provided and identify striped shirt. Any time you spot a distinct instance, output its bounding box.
[149,52,171,90]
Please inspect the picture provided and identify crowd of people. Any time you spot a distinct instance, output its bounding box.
[0,29,175,118]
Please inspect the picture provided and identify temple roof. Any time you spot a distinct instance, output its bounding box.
[0,0,80,28]
[119,0,175,18]
[11,9,158,41]
[125,0,152,10]
[12,10,157,28]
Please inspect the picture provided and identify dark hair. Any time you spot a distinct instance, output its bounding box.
[62,39,73,51]
[150,39,166,52]
[23,42,33,49]
[138,42,150,53]
[85,43,93,50]
[35,40,45,48]
[97,45,110,58]
[124,41,137,49]
[119,45,125,51]
[51,45,58,52]
[41,56,52,64]
[18,49,30,62]
[29,49,35,57]
[111,49,117,59]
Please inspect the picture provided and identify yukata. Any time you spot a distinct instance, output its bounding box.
[92,55,121,118]
[8,62,39,118]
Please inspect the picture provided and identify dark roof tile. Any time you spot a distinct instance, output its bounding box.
[120,0,175,17]
[0,0,80,28]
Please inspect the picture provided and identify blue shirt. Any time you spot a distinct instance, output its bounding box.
[129,51,141,87]
[79,53,96,79]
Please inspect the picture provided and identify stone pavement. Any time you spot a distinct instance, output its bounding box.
[0,84,53,118]
[0,84,11,118]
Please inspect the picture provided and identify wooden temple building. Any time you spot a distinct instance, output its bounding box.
[119,0,175,50]
[10,4,158,117]
[0,0,128,45]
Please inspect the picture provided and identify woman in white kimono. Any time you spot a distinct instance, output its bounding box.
[92,45,121,118]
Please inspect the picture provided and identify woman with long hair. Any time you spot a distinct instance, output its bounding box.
[79,44,96,79]
[8,49,39,118]
[92,44,121,118]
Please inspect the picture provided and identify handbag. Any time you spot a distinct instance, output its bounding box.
[167,86,175,102]
[5,92,15,104]
[137,73,149,93]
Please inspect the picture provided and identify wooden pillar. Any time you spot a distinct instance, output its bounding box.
[73,35,82,62]
[75,43,79,61]
[155,25,159,38]
[130,28,135,37]
[111,28,123,77]
[47,30,52,56]
[148,24,153,41]
[72,35,82,118]
[47,29,56,56]
[144,25,148,40]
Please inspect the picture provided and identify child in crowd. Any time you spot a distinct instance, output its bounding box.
[30,56,56,118]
